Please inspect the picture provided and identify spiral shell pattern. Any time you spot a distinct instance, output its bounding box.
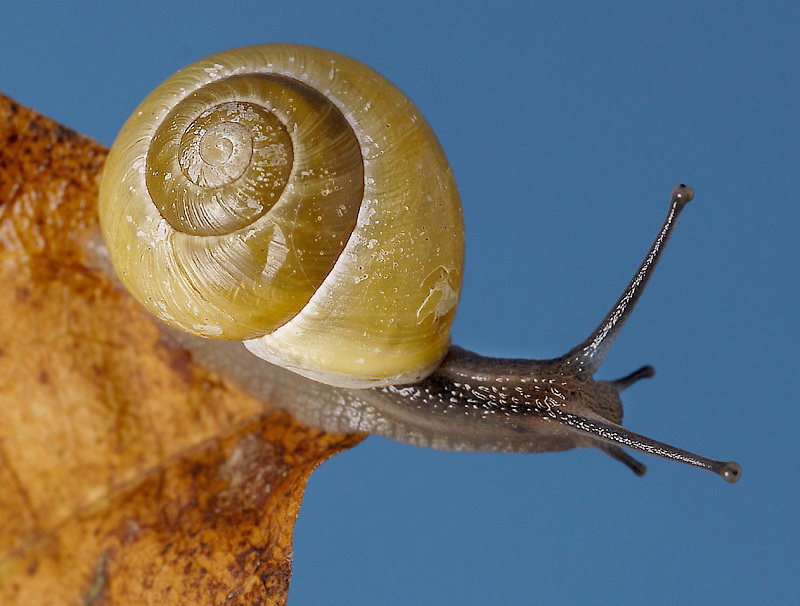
[99,44,464,387]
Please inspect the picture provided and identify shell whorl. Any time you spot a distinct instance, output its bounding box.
[99,44,464,388]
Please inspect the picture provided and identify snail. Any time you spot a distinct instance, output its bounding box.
[98,43,741,483]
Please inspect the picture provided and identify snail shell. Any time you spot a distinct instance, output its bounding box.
[99,44,464,388]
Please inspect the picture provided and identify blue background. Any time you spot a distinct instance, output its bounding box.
[3,1,797,604]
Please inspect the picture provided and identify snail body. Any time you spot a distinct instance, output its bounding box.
[99,44,741,483]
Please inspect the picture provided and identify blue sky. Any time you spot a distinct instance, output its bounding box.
[2,1,797,604]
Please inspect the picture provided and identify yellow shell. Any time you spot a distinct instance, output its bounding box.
[99,44,464,388]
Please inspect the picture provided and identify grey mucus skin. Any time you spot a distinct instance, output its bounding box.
[163,185,741,484]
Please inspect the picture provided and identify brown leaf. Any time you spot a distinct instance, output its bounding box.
[0,93,363,605]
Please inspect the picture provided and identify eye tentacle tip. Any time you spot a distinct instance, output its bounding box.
[671,183,695,207]
[717,461,742,484]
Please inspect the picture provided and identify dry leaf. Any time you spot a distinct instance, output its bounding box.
[0,93,363,604]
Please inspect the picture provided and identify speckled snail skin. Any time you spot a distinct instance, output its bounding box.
[99,43,741,483]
